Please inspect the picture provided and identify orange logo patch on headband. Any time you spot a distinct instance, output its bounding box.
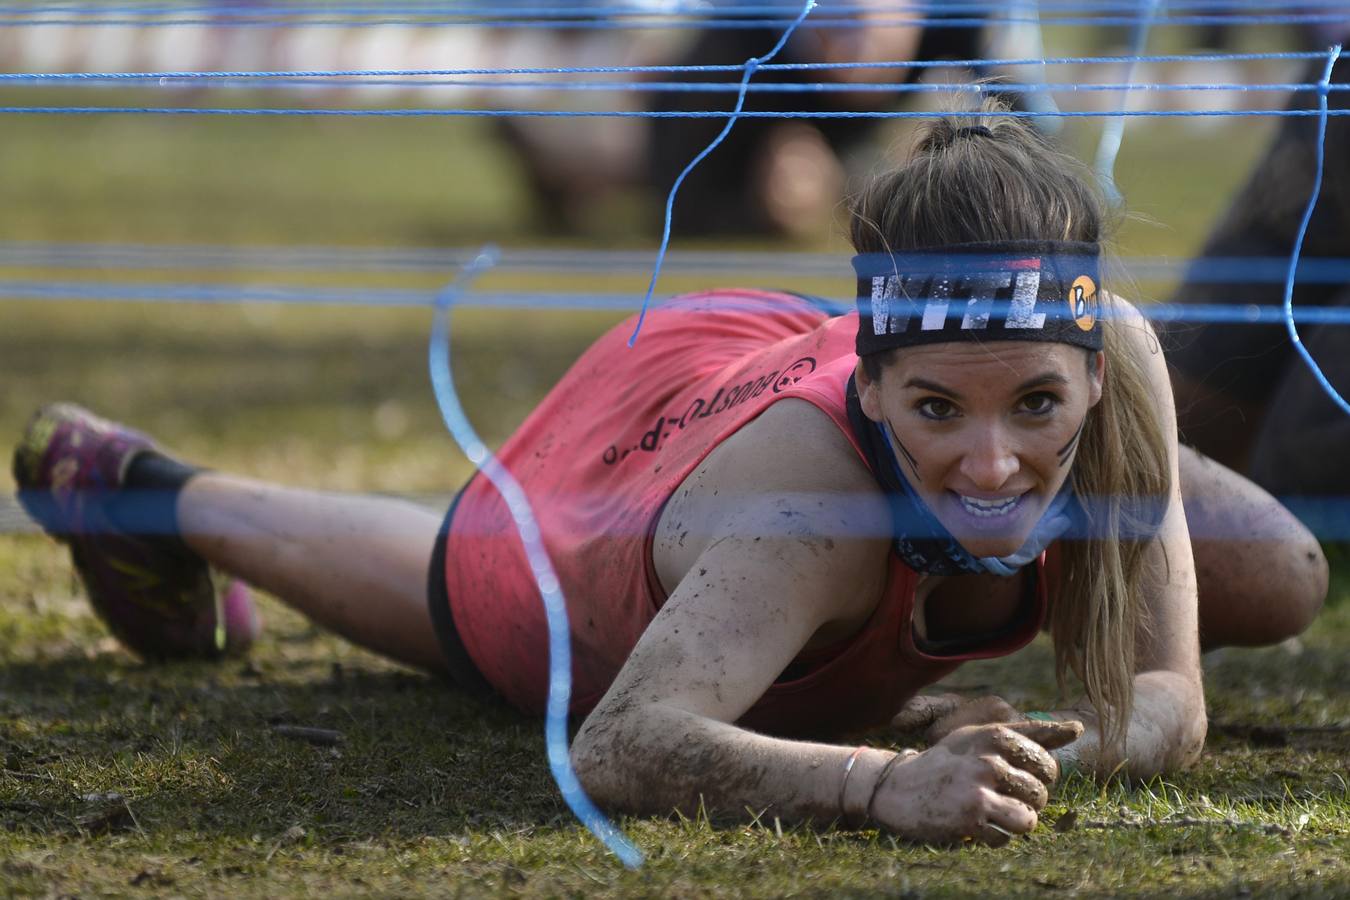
[1069,275,1098,332]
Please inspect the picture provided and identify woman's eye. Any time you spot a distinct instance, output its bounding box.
[1019,393,1058,414]
[917,398,957,420]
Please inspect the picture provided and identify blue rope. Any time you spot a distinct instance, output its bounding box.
[12,242,1350,282]
[427,246,644,870]
[1095,0,1160,204]
[0,280,646,309]
[1283,45,1349,418]
[0,279,438,306]
[16,75,1348,95]
[1,11,1347,27]
[12,276,1350,325]
[1,1,1344,15]
[628,0,815,346]
[5,1,1345,15]
[0,51,1327,83]
[5,106,1349,118]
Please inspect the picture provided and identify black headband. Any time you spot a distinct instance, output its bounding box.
[853,240,1104,356]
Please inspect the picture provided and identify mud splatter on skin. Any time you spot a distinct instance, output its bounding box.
[1179,444,1330,649]
[573,702,789,820]
[990,731,1059,786]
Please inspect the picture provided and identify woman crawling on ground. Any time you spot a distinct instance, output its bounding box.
[13,103,1328,846]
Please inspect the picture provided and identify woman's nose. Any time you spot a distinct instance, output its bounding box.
[959,425,1020,490]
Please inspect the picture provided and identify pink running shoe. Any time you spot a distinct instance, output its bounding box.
[12,403,259,661]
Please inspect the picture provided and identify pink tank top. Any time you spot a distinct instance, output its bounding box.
[444,290,1046,737]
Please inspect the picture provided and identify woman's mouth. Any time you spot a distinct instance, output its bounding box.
[945,491,1033,539]
[957,493,1024,519]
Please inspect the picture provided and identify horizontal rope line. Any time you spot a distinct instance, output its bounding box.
[0,244,859,274]
[0,51,1326,83]
[5,1,1344,16]
[5,279,1350,322]
[9,243,1350,284]
[1,12,1347,27]
[9,491,1350,539]
[5,77,1344,94]
[0,491,460,536]
[3,105,1348,118]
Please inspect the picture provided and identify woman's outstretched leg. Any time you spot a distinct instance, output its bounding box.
[178,473,447,673]
[14,403,448,674]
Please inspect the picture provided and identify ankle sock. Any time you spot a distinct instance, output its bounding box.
[112,451,201,555]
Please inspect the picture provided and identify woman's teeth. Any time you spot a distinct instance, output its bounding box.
[958,494,1022,518]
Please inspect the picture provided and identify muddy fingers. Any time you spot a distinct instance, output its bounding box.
[988,755,1049,811]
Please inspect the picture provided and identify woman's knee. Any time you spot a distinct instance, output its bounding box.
[1277,528,1329,639]
[1194,525,1327,650]
[1182,446,1330,648]
[1258,524,1328,642]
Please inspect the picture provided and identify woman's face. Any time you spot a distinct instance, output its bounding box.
[856,341,1105,560]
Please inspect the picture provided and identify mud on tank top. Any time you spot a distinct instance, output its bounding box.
[443,290,1046,738]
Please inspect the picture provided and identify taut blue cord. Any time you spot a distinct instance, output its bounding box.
[0,1,1343,16]
[1,10,1348,27]
[2,1,1342,16]
[428,246,644,869]
[12,242,1350,282]
[1284,45,1349,418]
[0,50,1328,83]
[15,276,1350,325]
[5,106,1350,118]
[628,0,815,346]
[20,75,1344,95]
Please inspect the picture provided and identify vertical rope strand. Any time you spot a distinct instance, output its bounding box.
[1284,45,1349,416]
[429,246,645,869]
[628,0,817,346]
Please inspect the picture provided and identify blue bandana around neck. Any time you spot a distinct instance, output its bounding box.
[876,420,1079,577]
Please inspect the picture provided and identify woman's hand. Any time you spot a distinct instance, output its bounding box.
[868,720,1083,846]
[891,693,1027,744]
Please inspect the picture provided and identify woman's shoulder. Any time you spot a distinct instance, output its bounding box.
[708,397,885,501]
[1104,293,1161,352]
[658,396,894,628]
[654,396,891,598]
[1102,292,1172,400]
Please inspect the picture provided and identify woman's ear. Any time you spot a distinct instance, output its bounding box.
[854,358,885,423]
[1088,350,1106,408]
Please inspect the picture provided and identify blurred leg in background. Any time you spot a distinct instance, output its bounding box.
[1165,52,1350,518]
[498,7,990,238]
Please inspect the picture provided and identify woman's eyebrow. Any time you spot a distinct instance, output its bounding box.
[1012,372,1071,393]
[903,377,962,400]
[902,371,1069,399]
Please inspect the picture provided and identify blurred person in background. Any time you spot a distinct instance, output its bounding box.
[1164,38,1350,528]
[501,1,997,238]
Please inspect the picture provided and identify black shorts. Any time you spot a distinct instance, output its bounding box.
[426,475,496,698]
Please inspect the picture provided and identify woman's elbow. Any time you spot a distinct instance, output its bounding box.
[1124,678,1207,777]
[1171,706,1208,771]
[570,713,624,805]
[570,705,666,814]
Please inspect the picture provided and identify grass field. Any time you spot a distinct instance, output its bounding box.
[1,58,1348,897]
